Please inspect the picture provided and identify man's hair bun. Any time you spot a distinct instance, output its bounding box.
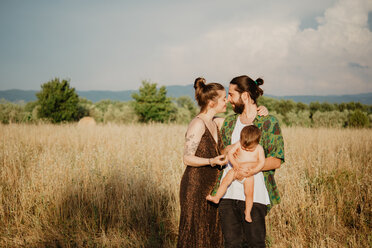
[255,78,264,86]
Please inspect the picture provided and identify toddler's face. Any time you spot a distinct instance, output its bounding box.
[241,143,257,152]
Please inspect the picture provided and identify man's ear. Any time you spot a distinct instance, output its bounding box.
[241,92,249,101]
[241,92,253,104]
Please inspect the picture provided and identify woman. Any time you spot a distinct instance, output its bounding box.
[177,78,227,248]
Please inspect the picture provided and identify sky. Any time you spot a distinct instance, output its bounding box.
[0,0,371,96]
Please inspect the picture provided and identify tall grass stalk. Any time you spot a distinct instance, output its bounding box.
[0,124,371,247]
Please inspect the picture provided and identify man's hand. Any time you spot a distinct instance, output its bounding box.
[235,162,257,178]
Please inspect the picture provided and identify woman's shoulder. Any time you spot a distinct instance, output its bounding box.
[187,117,206,133]
[213,117,225,129]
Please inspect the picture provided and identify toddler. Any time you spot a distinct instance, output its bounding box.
[206,125,265,222]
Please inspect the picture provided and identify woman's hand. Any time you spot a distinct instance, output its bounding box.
[257,105,269,116]
[210,155,228,167]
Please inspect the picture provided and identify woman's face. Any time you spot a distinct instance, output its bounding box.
[213,90,227,114]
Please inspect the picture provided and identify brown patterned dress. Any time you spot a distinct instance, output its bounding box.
[177,125,224,248]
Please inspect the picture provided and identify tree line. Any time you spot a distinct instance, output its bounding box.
[0,78,370,128]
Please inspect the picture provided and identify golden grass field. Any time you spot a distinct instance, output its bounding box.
[0,124,371,247]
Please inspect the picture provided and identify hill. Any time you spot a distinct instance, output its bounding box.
[0,86,371,105]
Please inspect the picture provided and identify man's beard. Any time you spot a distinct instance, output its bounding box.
[232,96,245,114]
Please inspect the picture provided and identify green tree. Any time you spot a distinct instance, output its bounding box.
[320,102,335,112]
[312,110,348,128]
[176,96,198,117]
[36,78,85,123]
[276,99,296,116]
[348,110,369,128]
[296,102,309,113]
[0,100,27,124]
[131,81,176,123]
[309,102,321,114]
[257,96,277,112]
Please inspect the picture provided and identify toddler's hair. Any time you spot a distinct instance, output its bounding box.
[240,125,261,148]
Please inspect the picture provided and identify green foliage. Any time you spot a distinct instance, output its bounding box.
[309,102,321,116]
[36,78,86,123]
[286,111,312,127]
[0,99,27,124]
[277,99,296,115]
[176,96,198,118]
[312,110,348,128]
[296,102,309,113]
[319,102,335,112]
[131,81,176,123]
[1,82,371,128]
[257,96,277,113]
[103,101,138,124]
[348,110,370,128]
[174,96,198,123]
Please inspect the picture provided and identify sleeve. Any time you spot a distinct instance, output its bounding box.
[264,116,285,163]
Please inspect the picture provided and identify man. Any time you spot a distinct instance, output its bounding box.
[216,75,285,247]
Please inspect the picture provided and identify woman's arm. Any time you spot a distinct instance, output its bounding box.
[257,105,268,116]
[183,118,227,167]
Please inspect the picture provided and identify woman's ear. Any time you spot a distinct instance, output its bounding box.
[208,100,217,108]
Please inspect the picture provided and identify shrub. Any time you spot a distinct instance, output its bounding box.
[312,110,348,128]
[286,111,311,127]
[36,78,86,123]
[348,110,369,128]
[132,81,176,123]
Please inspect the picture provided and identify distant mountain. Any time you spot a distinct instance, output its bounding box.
[0,89,38,102]
[266,93,372,105]
[1,86,371,105]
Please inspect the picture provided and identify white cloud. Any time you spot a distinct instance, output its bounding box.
[1,0,371,95]
[152,0,372,95]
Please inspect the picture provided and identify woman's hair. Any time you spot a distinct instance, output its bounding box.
[240,125,261,149]
[230,75,264,104]
[194,77,225,112]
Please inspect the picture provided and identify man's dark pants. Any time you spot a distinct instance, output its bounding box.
[219,199,267,248]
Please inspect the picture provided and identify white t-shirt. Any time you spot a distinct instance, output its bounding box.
[221,116,270,205]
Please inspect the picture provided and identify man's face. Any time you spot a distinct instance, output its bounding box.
[228,84,245,114]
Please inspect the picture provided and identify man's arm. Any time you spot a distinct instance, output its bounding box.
[251,145,266,173]
[262,157,281,171]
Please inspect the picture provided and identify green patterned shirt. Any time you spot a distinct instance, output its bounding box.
[212,114,285,210]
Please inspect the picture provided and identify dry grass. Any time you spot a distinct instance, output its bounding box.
[0,124,371,247]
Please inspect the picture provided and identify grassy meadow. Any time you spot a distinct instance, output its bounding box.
[0,124,371,247]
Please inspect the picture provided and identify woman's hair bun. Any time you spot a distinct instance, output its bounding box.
[255,78,264,86]
[194,77,206,90]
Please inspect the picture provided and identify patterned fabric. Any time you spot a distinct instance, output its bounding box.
[178,125,224,247]
[211,114,285,210]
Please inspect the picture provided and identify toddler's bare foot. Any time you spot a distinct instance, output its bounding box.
[206,194,220,204]
[245,210,252,222]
